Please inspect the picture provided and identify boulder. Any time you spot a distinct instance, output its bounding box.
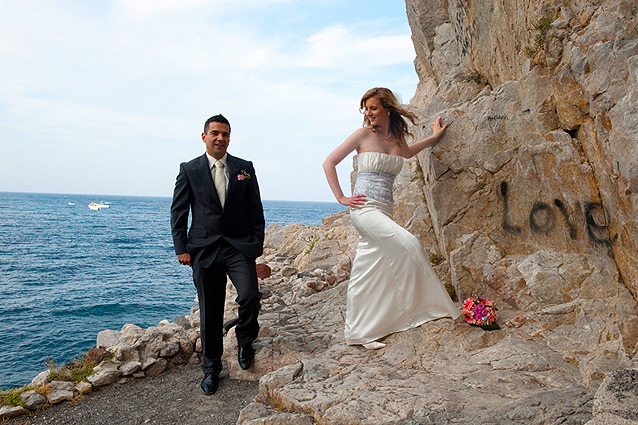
[96,329,121,348]
[0,406,28,419]
[145,358,168,377]
[20,390,47,410]
[46,380,75,404]
[75,381,92,395]
[119,361,142,376]
[87,366,122,387]
[30,369,50,386]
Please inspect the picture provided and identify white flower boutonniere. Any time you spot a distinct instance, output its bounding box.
[237,170,251,181]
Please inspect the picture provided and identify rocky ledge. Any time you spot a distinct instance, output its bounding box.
[4,210,637,424]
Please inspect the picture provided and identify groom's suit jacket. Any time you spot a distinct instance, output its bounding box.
[171,153,265,268]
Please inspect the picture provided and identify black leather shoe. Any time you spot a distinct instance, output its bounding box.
[238,344,254,370]
[200,373,219,395]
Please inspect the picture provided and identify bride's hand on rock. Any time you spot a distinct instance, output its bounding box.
[432,117,449,139]
[339,194,367,208]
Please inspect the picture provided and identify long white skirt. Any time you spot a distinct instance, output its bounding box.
[345,198,460,345]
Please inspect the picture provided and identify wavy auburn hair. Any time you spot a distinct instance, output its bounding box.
[360,87,418,146]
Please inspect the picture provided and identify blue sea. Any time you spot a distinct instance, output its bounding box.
[0,192,345,388]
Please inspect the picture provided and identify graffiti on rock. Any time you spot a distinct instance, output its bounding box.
[499,182,617,246]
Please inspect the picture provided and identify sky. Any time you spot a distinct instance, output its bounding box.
[0,0,419,202]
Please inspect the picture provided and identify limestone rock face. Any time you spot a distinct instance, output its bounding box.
[238,1,638,423]
[401,0,638,380]
[263,211,357,282]
[586,369,638,425]
[241,260,598,424]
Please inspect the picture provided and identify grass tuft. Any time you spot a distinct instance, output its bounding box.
[429,251,444,265]
[46,347,111,382]
[0,385,30,408]
[305,235,320,254]
[464,71,484,84]
[534,16,553,32]
[1,347,112,409]
[522,14,556,64]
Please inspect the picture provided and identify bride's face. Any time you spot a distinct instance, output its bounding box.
[364,96,389,127]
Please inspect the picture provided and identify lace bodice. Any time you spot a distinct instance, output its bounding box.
[352,152,404,203]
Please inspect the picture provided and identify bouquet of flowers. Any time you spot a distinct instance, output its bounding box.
[462,295,500,330]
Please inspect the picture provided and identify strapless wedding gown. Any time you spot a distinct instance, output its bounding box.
[345,151,460,345]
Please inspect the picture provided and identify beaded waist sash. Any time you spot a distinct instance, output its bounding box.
[353,171,395,203]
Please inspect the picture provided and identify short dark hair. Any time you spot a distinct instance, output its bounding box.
[204,114,231,134]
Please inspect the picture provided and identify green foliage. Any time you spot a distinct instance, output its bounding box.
[429,251,444,265]
[534,16,554,32]
[1,347,112,409]
[464,71,484,84]
[0,385,30,408]
[522,15,556,63]
[305,235,320,254]
[46,347,111,382]
[523,45,538,58]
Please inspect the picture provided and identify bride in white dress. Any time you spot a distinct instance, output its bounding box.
[323,88,460,350]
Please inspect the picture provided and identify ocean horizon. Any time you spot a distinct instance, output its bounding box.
[0,192,345,388]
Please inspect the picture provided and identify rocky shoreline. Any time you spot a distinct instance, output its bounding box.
[0,210,355,422]
[0,210,353,421]
[3,210,638,424]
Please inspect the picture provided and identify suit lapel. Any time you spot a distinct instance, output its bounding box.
[225,154,238,206]
[195,153,222,207]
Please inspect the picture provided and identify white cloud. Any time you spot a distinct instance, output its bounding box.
[112,0,295,19]
[303,24,415,70]
[0,0,418,200]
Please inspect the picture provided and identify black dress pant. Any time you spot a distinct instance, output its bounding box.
[193,241,260,375]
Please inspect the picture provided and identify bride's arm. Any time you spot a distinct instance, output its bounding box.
[400,117,449,158]
[323,129,368,208]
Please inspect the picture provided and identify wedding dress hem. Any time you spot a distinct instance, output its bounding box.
[344,151,460,346]
[345,314,459,346]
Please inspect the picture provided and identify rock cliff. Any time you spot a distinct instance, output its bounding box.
[404,0,638,382]
[237,1,638,423]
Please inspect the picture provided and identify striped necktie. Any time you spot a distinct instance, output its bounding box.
[213,160,226,207]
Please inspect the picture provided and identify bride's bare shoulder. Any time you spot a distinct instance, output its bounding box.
[352,127,373,138]
[344,128,374,149]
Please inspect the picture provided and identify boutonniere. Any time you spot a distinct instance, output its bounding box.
[237,170,251,181]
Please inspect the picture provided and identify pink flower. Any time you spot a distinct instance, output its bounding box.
[237,174,245,181]
[462,295,498,326]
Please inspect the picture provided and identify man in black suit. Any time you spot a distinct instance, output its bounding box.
[171,114,265,395]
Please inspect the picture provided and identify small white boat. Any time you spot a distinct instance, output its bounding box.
[67,202,75,206]
[88,202,110,210]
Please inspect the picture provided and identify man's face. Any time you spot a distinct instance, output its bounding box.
[202,122,230,159]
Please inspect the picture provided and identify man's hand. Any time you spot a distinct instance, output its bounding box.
[177,253,192,266]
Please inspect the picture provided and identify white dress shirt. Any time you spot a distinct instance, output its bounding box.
[206,152,229,190]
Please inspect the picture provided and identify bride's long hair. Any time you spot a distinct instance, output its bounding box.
[360,87,418,146]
